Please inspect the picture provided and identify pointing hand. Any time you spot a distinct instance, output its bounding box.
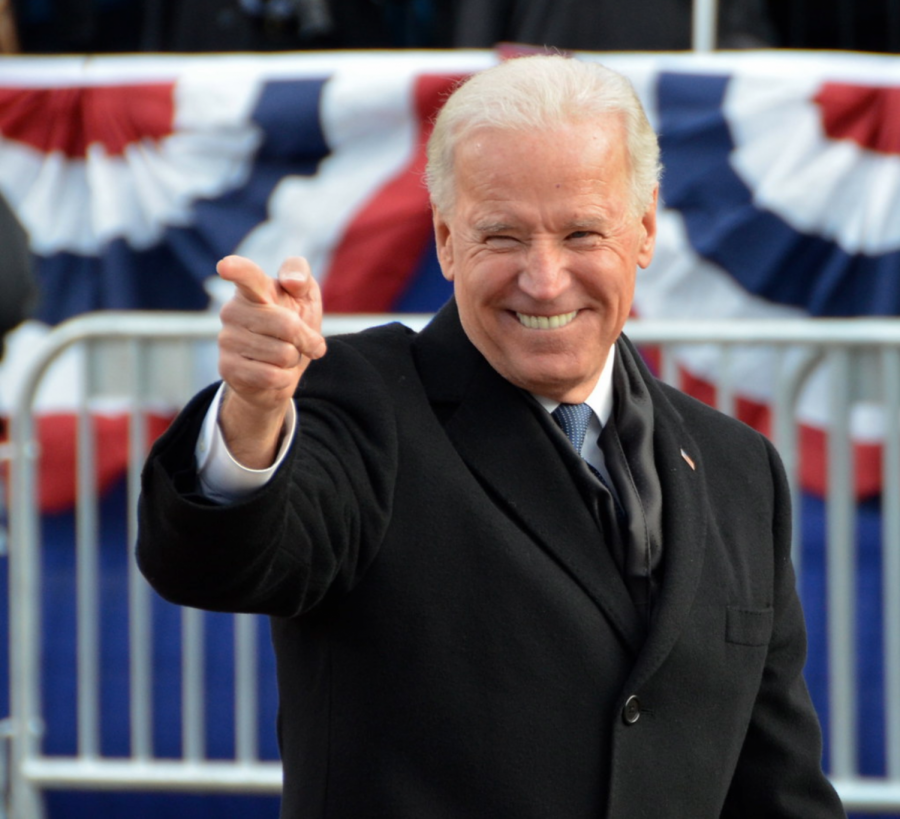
[215,255,326,467]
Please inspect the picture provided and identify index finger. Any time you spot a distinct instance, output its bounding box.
[216,255,275,306]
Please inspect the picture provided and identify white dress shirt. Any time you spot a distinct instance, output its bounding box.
[195,383,297,504]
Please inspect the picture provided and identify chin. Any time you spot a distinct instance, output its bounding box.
[481,342,593,398]
[511,369,586,401]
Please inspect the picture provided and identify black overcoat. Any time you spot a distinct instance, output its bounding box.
[138,300,845,818]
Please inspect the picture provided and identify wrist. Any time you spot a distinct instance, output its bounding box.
[218,386,291,469]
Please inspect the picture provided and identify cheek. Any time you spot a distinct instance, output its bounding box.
[454,276,504,336]
[455,252,523,312]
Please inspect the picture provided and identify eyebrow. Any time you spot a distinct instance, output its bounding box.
[473,216,609,235]
[474,221,516,234]
[564,218,605,231]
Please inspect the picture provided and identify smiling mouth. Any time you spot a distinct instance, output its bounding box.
[515,310,578,330]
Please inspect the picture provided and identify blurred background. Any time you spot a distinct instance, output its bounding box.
[5,0,900,54]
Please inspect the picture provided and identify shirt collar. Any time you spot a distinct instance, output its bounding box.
[531,343,616,425]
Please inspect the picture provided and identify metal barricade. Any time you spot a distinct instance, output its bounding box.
[5,311,900,816]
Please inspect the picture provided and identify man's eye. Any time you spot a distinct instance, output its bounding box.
[485,235,518,246]
[568,231,595,240]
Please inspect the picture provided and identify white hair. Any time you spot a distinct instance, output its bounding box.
[425,55,662,217]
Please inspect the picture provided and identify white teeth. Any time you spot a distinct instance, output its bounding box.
[516,310,577,330]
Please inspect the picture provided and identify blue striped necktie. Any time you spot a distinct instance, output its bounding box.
[551,403,625,522]
[551,403,593,455]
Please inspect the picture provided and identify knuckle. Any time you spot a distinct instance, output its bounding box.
[273,344,299,370]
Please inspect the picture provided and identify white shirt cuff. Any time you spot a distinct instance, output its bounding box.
[195,383,297,504]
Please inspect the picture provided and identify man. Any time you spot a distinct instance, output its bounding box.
[138,55,846,818]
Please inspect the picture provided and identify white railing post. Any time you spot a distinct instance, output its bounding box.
[693,0,718,51]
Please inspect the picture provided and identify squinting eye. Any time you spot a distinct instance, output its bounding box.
[485,235,518,247]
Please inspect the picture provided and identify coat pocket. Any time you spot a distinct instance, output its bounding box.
[726,606,774,647]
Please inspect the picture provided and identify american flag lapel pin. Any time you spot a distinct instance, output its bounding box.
[680,448,696,471]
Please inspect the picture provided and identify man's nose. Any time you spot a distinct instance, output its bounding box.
[519,242,569,300]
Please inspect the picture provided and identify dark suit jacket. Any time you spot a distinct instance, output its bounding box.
[138,300,845,819]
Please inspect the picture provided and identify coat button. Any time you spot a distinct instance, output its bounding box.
[622,695,642,725]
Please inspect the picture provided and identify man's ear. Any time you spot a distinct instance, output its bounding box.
[432,205,455,282]
[636,186,658,270]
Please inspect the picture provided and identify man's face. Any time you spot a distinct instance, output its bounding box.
[433,117,657,403]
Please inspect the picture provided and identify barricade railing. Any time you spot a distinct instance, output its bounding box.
[4,311,900,816]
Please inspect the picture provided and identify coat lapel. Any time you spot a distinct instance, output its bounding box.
[414,303,644,655]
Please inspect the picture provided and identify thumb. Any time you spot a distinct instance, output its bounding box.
[277,257,325,358]
[277,256,314,299]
